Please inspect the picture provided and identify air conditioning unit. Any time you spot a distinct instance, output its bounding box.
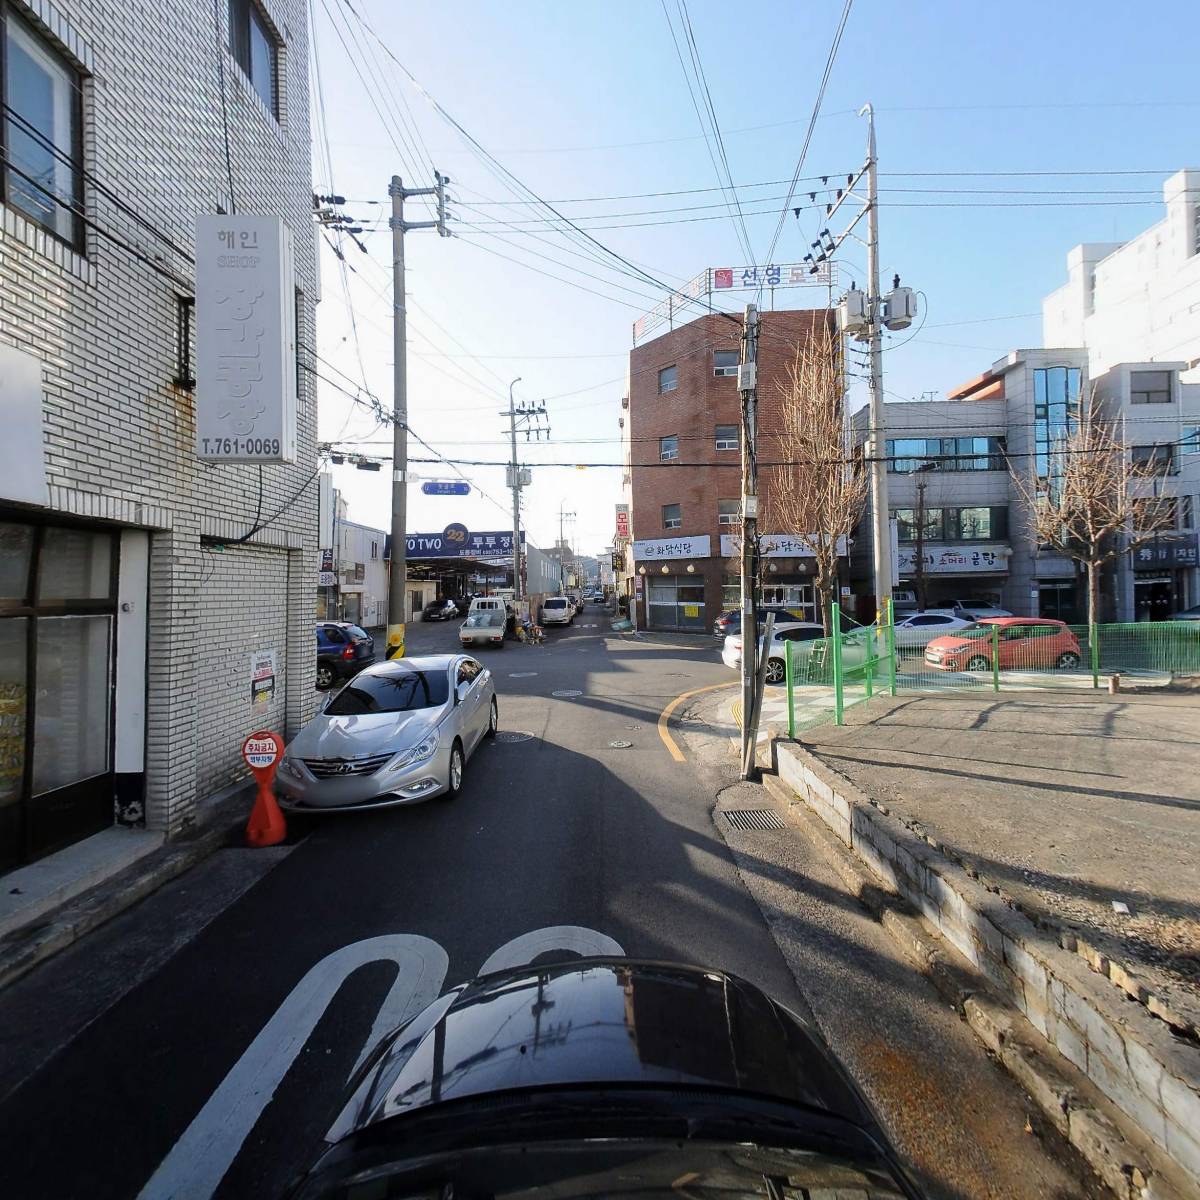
[883,286,915,331]
[837,288,869,336]
[618,417,625,429]
[621,396,629,409]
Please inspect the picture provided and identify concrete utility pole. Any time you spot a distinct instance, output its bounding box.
[502,381,547,603]
[862,103,892,621]
[386,171,448,660]
[738,303,760,780]
[558,500,575,592]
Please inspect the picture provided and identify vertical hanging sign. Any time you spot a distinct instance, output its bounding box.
[195,214,297,463]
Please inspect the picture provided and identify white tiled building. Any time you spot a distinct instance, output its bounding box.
[0,0,319,873]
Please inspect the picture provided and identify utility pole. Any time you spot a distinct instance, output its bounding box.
[386,171,449,660]
[738,304,760,781]
[914,477,928,612]
[501,381,548,604]
[558,500,575,592]
[862,103,892,622]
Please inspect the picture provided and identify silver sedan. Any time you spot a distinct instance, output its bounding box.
[276,655,497,812]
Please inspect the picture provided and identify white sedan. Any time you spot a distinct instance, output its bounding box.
[722,621,828,684]
[892,611,979,650]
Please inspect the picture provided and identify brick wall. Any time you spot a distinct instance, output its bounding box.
[1,0,319,835]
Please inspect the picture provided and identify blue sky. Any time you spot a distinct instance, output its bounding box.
[312,0,1199,555]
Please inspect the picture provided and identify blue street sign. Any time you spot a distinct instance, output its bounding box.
[422,480,471,496]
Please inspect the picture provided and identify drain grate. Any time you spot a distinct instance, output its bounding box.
[496,731,535,744]
[552,689,583,698]
[723,808,785,832]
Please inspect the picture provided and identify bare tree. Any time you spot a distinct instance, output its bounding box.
[1008,390,1175,625]
[761,319,868,634]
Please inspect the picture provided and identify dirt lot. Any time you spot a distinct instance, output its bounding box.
[801,691,1200,1033]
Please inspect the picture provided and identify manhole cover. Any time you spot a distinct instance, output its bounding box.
[608,739,633,749]
[508,672,538,678]
[552,689,583,698]
[723,809,785,832]
[496,731,535,744]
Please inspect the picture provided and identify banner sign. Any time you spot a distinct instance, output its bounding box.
[897,544,1010,575]
[615,504,630,539]
[632,535,711,561]
[196,214,297,463]
[406,530,525,559]
[720,533,847,559]
[1131,532,1198,568]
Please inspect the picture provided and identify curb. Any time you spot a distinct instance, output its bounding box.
[760,756,1199,1200]
[0,791,251,994]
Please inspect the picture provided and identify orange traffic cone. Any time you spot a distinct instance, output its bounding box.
[243,731,288,848]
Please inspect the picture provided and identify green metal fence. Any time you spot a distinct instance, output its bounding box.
[785,614,1200,738]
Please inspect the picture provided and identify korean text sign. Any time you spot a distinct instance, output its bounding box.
[196,215,297,463]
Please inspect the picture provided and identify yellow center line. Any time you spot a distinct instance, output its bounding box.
[657,682,738,762]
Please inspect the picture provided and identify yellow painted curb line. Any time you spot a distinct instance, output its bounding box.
[731,699,743,729]
[657,682,737,762]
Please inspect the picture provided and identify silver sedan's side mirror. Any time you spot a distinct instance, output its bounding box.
[455,681,470,704]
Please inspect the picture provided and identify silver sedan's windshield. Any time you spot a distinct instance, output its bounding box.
[326,668,450,715]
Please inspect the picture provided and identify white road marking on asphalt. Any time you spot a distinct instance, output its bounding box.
[478,925,625,975]
[137,934,448,1200]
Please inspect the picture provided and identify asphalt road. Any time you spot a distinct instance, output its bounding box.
[0,605,1106,1199]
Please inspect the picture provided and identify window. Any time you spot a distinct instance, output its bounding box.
[659,434,678,461]
[1182,495,1195,530]
[457,659,480,685]
[717,498,740,526]
[1183,426,1200,453]
[1,8,82,246]
[370,540,379,560]
[911,615,953,626]
[1131,444,1177,476]
[893,506,1007,542]
[886,436,1006,472]
[325,665,450,715]
[715,424,738,451]
[1034,365,1082,479]
[1129,370,1172,405]
[1132,496,1177,530]
[662,503,682,530]
[657,365,678,394]
[322,625,346,643]
[713,349,740,377]
[229,0,279,116]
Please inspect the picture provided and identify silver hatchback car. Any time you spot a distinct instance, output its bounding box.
[276,655,497,812]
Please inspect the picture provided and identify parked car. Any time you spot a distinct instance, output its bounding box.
[315,622,374,690]
[892,611,979,651]
[541,596,574,626]
[1170,604,1200,621]
[924,617,1082,673]
[722,621,827,684]
[422,598,459,622]
[459,609,507,649]
[943,597,1014,620]
[712,605,810,639]
[290,959,925,1200]
[277,655,497,812]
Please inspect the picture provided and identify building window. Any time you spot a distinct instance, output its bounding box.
[886,436,1006,473]
[713,349,739,377]
[892,506,1008,542]
[659,434,678,461]
[1129,370,1172,405]
[1184,426,1200,453]
[1132,496,1177,531]
[717,498,739,526]
[1131,444,1177,476]
[715,424,738,451]
[1182,495,1195,530]
[1034,365,1082,479]
[229,0,279,116]
[662,503,681,530]
[657,365,678,394]
[1,7,83,247]
[370,540,379,559]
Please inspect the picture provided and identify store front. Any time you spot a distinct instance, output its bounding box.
[1,520,119,871]
[646,574,708,631]
[1133,573,1176,621]
[1037,580,1080,622]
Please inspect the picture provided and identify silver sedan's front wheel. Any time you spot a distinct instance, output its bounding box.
[446,741,464,799]
[485,697,498,738]
[765,658,786,684]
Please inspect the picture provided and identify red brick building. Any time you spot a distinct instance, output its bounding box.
[623,309,833,631]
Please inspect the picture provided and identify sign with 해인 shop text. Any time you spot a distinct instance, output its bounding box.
[196,214,297,463]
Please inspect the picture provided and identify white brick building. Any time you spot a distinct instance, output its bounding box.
[0,0,319,872]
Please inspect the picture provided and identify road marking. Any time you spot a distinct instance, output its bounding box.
[657,682,737,763]
[137,935,448,1200]
[478,926,625,975]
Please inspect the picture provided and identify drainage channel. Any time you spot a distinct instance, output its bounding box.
[722,808,785,832]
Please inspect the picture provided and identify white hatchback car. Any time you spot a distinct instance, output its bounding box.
[541,596,574,626]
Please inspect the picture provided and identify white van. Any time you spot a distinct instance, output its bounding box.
[540,596,573,626]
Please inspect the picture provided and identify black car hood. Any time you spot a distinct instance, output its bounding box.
[339,959,872,1135]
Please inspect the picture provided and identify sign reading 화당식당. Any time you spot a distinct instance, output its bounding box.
[632,535,711,561]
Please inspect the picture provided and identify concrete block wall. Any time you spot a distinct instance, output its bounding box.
[0,0,319,836]
[776,740,1200,1187]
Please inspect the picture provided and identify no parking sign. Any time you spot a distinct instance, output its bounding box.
[242,731,283,770]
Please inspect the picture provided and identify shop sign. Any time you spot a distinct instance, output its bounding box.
[196,214,296,463]
[406,530,524,558]
[720,532,847,558]
[1131,533,1198,568]
[615,504,630,539]
[897,544,1009,575]
[632,534,710,560]
[250,649,277,708]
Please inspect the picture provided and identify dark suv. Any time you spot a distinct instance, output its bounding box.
[316,622,374,690]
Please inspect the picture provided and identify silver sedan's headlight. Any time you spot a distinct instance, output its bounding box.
[384,729,440,773]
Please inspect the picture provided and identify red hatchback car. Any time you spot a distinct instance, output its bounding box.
[924,617,1082,672]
